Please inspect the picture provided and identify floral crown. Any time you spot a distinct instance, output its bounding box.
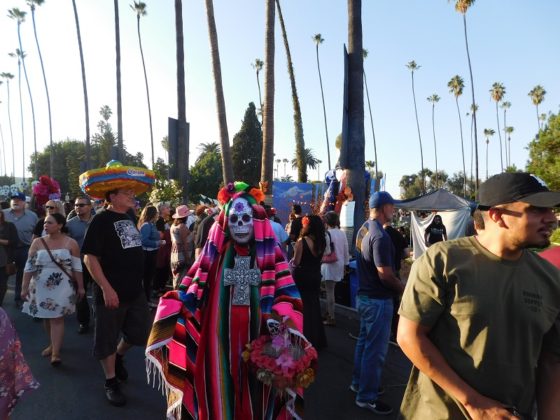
[217,181,265,206]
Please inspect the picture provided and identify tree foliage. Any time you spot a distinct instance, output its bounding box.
[148,158,183,206]
[399,168,477,200]
[189,142,223,201]
[231,102,262,185]
[527,111,560,191]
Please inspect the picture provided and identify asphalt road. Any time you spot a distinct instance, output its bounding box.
[4,276,412,420]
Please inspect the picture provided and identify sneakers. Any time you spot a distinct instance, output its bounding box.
[349,384,385,396]
[115,354,128,382]
[355,399,393,415]
[104,381,126,406]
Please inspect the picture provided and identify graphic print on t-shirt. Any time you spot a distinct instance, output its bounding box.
[113,220,142,249]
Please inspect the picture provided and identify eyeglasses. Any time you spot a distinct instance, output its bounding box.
[45,206,56,210]
[75,203,89,207]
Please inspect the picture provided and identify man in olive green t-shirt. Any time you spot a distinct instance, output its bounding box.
[397,173,560,419]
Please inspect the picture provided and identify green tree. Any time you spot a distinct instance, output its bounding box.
[148,158,182,205]
[131,1,154,169]
[406,60,424,192]
[232,102,262,185]
[204,0,234,185]
[427,93,440,188]
[260,0,275,200]
[276,0,306,183]
[26,0,53,176]
[527,111,560,191]
[0,73,15,176]
[501,101,511,166]
[452,0,480,193]
[505,125,514,167]
[189,142,223,200]
[446,171,475,199]
[490,82,506,171]
[528,85,546,131]
[291,148,319,173]
[71,0,91,169]
[251,58,264,118]
[314,33,331,170]
[483,128,495,180]
[448,75,467,197]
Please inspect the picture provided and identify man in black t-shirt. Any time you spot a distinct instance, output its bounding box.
[83,188,150,407]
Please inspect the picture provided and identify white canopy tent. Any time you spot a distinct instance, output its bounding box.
[395,189,475,259]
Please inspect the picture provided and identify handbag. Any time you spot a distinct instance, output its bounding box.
[321,231,338,264]
[5,262,16,276]
[39,238,76,285]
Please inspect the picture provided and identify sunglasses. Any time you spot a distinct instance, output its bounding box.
[45,206,56,210]
[75,203,89,207]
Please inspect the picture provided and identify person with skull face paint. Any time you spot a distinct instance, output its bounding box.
[147,182,308,420]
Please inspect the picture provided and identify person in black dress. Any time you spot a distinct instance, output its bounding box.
[292,214,327,350]
[424,214,447,247]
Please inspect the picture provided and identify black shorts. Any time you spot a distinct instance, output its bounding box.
[93,292,151,360]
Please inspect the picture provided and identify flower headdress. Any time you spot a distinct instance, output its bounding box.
[33,175,61,209]
[217,181,265,206]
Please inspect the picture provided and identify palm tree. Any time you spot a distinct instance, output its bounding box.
[276,0,306,183]
[363,49,378,182]
[316,159,322,181]
[505,126,514,168]
[291,147,319,172]
[9,50,26,181]
[251,58,264,118]
[314,33,331,171]
[275,157,281,178]
[447,75,467,197]
[26,0,53,176]
[131,1,154,168]
[406,60,425,192]
[9,8,38,179]
[452,0,479,193]
[113,0,123,161]
[260,0,275,199]
[1,72,15,176]
[528,85,546,131]
[468,103,478,188]
[489,82,506,172]
[198,141,220,155]
[175,0,189,202]
[282,158,288,176]
[483,128,494,180]
[500,101,511,166]
[427,94,441,188]
[204,0,234,185]
[71,0,91,170]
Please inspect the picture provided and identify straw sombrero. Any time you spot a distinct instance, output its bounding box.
[79,160,155,199]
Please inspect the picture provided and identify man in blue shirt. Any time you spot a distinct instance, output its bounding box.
[351,191,405,416]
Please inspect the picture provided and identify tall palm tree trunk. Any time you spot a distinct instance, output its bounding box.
[2,77,16,176]
[276,0,306,183]
[260,0,275,199]
[114,0,123,161]
[16,57,25,181]
[20,55,37,179]
[364,71,378,183]
[463,14,479,193]
[410,71,425,192]
[536,104,540,131]
[430,102,438,188]
[469,113,474,189]
[204,0,233,184]
[135,11,154,168]
[175,0,189,202]
[346,0,365,253]
[30,5,53,176]
[455,97,467,197]
[72,0,91,170]
[503,108,508,167]
[315,40,331,170]
[495,103,503,172]
[485,141,489,180]
[255,72,263,118]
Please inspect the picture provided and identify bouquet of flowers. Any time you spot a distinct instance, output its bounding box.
[243,317,318,391]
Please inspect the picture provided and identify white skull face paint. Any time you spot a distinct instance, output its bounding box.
[228,197,254,244]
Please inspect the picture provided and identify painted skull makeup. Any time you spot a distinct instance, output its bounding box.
[228,197,254,244]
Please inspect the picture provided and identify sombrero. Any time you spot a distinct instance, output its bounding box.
[79,160,155,199]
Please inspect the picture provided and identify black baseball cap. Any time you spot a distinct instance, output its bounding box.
[477,172,560,209]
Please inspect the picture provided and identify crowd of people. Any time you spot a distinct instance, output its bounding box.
[0,171,559,419]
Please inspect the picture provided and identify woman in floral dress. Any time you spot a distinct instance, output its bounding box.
[21,213,85,366]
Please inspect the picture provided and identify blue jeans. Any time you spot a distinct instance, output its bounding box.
[351,295,393,402]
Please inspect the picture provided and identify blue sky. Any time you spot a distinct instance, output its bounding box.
[0,1,558,198]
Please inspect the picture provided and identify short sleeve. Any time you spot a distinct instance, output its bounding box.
[542,316,560,357]
[24,254,38,273]
[398,252,446,328]
[71,256,83,272]
[371,234,393,268]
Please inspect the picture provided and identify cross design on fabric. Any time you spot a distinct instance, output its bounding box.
[223,256,261,306]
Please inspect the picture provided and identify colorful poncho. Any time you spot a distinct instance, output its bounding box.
[146,200,305,420]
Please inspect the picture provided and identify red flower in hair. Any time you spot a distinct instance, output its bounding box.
[302,216,310,227]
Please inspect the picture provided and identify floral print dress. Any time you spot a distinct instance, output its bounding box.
[22,248,81,318]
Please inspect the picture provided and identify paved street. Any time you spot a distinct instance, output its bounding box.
[4,275,411,420]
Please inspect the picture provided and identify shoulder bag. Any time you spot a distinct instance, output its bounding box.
[321,231,338,264]
[39,237,76,285]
